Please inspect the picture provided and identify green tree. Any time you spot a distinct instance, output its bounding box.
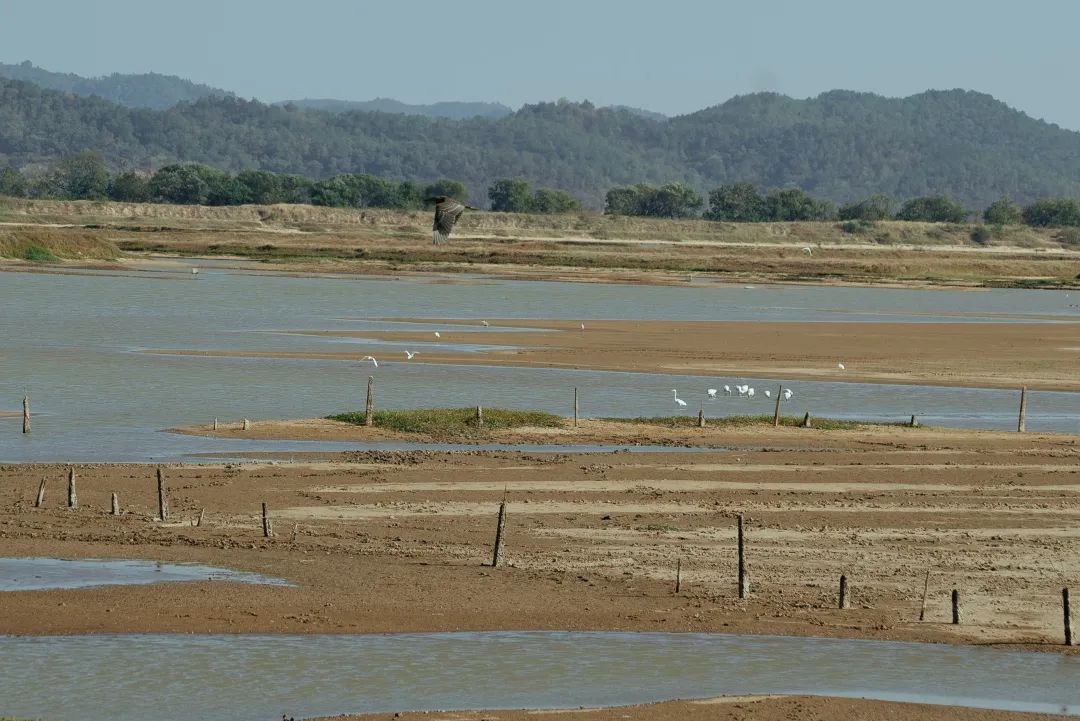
[895,195,968,223]
[838,194,893,221]
[0,166,26,197]
[150,164,211,204]
[604,185,646,215]
[488,178,534,212]
[235,170,284,204]
[763,188,833,221]
[705,182,766,221]
[422,178,468,202]
[532,187,580,214]
[1022,198,1080,227]
[982,197,1022,225]
[107,171,150,202]
[54,151,110,199]
[644,182,703,218]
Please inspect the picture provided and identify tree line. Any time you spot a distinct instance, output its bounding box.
[3,152,1080,228]
[0,152,579,214]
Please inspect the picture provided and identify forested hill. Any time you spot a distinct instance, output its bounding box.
[3,75,1080,208]
[0,61,232,110]
[276,97,514,120]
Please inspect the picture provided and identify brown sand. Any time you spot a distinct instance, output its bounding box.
[312,695,1068,721]
[2,427,1078,650]
[148,318,1080,391]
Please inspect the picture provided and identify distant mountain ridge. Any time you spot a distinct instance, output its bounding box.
[2,70,1080,209]
[277,97,514,120]
[0,60,233,110]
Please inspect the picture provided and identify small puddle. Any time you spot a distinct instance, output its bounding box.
[0,557,293,591]
[0,632,1076,721]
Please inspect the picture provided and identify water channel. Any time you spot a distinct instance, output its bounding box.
[1,263,1077,462]
[0,557,292,591]
[0,631,1076,721]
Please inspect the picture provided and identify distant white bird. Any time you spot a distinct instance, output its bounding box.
[837,362,845,370]
[764,389,772,399]
[672,389,687,407]
[707,388,718,399]
[404,351,417,360]
[747,387,756,400]
[783,388,793,401]
[801,247,813,255]
[580,322,585,331]
[480,320,490,327]
[723,385,732,396]
[361,356,378,368]
[736,384,748,396]
[191,267,199,275]
[434,332,441,339]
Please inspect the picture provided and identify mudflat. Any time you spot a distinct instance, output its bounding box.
[150,318,1080,391]
[2,426,1077,651]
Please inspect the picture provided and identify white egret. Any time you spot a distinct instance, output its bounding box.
[764,389,772,399]
[191,267,199,275]
[434,332,441,339]
[837,362,845,370]
[404,351,417,360]
[671,389,687,407]
[736,384,748,396]
[783,388,793,401]
[707,388,718,398]
[481,320,490,327]
[580,322,585,331]
[723,385,732,396]
[361,356,378,368]
[801,247,813,256]
[747,387,755,400]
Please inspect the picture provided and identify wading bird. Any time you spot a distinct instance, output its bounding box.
[801,247,813,255]
[404,351,417,360]
[434,332,441,340]
[723,385,732,395]
[672,389,687,407]
[481,321,490,327]
[764,389,772,399]
[707,388,718,399]
[361,356,378,368]
[783,388,793,401]
[429,196,477,245]
[747,387,755,400]
[838,362,846,370]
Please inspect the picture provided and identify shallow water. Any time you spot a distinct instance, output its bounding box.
[0,631,1076,721]
[1,266,1077,462]
[0,557,292,591]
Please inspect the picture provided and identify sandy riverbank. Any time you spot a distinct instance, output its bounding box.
[149,317,1080,392]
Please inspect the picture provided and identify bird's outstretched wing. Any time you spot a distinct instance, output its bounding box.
[432,197,468,245]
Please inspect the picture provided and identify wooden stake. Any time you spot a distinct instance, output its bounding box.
[213,418,219,431]
[772,386,783,427]
[1017,386,1028,433]
[909,414,919,428]
[22,395,30,434]
[919,569,931,621]
[476,405,483,428]
[262,502,273,537]
[291,523,299,542]
[196,508,205,527]
[111,492,119,516]
[1065,588,1074,647]
[839,574,849,609]
[242,418,250,431]
[737,514,748,599]
[365,376,374,427]
[675,558,682,594]
[157,467,168,521]
[491,499,507,567]
[35,477,46,508]
[697,407,705,428]
[952,588,961,625]
[67,468,77,508]
[574,387,579,428]
[802,411,812,428]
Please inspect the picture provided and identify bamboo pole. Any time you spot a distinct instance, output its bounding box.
[157,467,168,521]
[1017,386,1028,433]
[574,387,579,428]
[772,386,783,427]
[952,589,961,625]
[67,468,77,508]
[737,514,748,599]
[35,477,46,508]
[365,376,375,427]
[491,499,507,567]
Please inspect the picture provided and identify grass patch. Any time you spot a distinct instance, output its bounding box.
[21,244,58,262]
[0,228,120,261]
[328,407,564,436]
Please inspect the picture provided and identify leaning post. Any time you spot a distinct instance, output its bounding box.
[1065,588,1074,647]
[1018,386,1028,433]
[157,467,168,521]
[491,498,507,567]
[365,376,375,427]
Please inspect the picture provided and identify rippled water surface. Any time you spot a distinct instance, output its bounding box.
[0,557,292,591]
[0,632,1077,721]
[1,265,1077,461]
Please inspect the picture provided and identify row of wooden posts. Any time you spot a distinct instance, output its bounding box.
[30,467,1074,645]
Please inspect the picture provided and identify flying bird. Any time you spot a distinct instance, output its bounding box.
[429,196,477,245]
[404,351,417,360]
[361,355,378,368]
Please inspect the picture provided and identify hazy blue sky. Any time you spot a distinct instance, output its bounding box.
[1,0,1076,127]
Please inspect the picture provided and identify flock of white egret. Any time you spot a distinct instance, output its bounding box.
[676,384,795,408]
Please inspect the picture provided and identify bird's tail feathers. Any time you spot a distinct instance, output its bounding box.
[433,230,447,245]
